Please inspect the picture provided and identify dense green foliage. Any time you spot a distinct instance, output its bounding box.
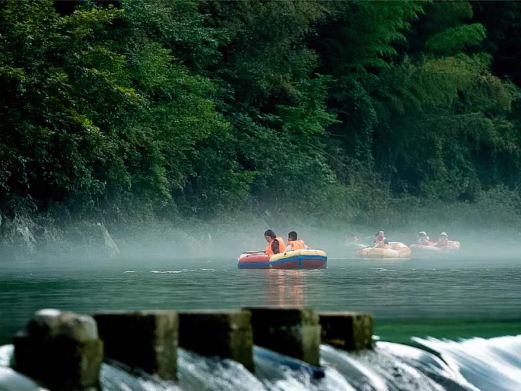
[1,0,521,229]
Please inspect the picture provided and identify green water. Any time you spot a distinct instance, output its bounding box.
[1,257,520,345]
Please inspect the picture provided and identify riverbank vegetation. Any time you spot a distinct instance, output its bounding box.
[1,0,521,256]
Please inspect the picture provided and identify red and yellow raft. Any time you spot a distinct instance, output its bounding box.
[238,249,327,269]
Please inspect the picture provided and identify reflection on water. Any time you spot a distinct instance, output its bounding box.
[265,270,306,307]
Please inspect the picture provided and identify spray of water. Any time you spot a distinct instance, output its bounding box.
[3,337,521,390]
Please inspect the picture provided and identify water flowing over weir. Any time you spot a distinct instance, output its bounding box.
[2,336,521,390]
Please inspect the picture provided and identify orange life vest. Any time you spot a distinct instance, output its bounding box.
[287,239,306,250]
[265,237,286,256]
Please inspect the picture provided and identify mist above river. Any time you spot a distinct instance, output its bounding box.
[3,212,521,271]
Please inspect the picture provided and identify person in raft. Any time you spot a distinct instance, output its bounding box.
[373,230,389,248]
[285,231,310,251]
[264,229,286,256]
[417,231,432,245]
[434,232,449,247]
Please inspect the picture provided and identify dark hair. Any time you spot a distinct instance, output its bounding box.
[288,231,298,240]
[264,229,276,238]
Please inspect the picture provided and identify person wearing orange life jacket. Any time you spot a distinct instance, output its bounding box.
[285,231,310,251]
[264,229,286,256]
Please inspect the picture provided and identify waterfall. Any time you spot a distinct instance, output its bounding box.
[1,336,521,390]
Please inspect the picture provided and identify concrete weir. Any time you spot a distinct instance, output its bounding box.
[13,309,103,390]
[245,307,321,366]
[94,310,178,380]
[178,310,254,372]
[10,307,374,387]
[319,311,373,351]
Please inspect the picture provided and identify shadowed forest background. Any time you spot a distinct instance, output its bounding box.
[1,0,521,258]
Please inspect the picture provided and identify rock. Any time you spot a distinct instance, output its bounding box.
[96,222,120,258]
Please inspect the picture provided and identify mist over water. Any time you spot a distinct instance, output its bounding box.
[5,215,521,268]
[114,221,521,265]
[3,219,521,333]
[116,221,521,266]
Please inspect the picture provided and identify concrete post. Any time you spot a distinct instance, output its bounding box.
[94,310,178,380]
[178,310,254,372]
[319,311,373,351]
[13,309,103,390]
[245,307,321,366]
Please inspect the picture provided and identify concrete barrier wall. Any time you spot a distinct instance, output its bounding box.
[178,310,254,372]
[94,310,178,380]
[13,309,103,390]
[319,311,373,351]
[245,307,321,366]
[11,308,374,387]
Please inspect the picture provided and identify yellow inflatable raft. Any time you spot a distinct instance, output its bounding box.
[357,242,411,259]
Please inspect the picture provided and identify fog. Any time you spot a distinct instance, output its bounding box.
[3,214,520,269]
[110,219,521,264]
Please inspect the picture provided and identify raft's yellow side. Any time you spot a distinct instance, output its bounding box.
[358,242,411,259]
[358,247,399,258]
[270,249,327,262]
[389,242,412,257]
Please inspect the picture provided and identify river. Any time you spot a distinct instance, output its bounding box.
[1,256,520,389]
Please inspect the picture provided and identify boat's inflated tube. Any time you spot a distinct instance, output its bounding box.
[238,249,327,269]
[411,241,461,253]
[357,242,411,259]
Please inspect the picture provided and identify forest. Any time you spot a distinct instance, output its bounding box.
[1,0,521,253]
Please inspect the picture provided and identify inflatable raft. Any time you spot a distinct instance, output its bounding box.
[411,241,461,253]
[238,249,327,269]
[357,242,411,259]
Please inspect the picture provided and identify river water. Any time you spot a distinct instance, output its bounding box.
[1,255,521,389]
[1,256,520,343]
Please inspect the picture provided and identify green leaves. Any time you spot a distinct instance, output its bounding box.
[426,24,486,55]
[1,0,521,223]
